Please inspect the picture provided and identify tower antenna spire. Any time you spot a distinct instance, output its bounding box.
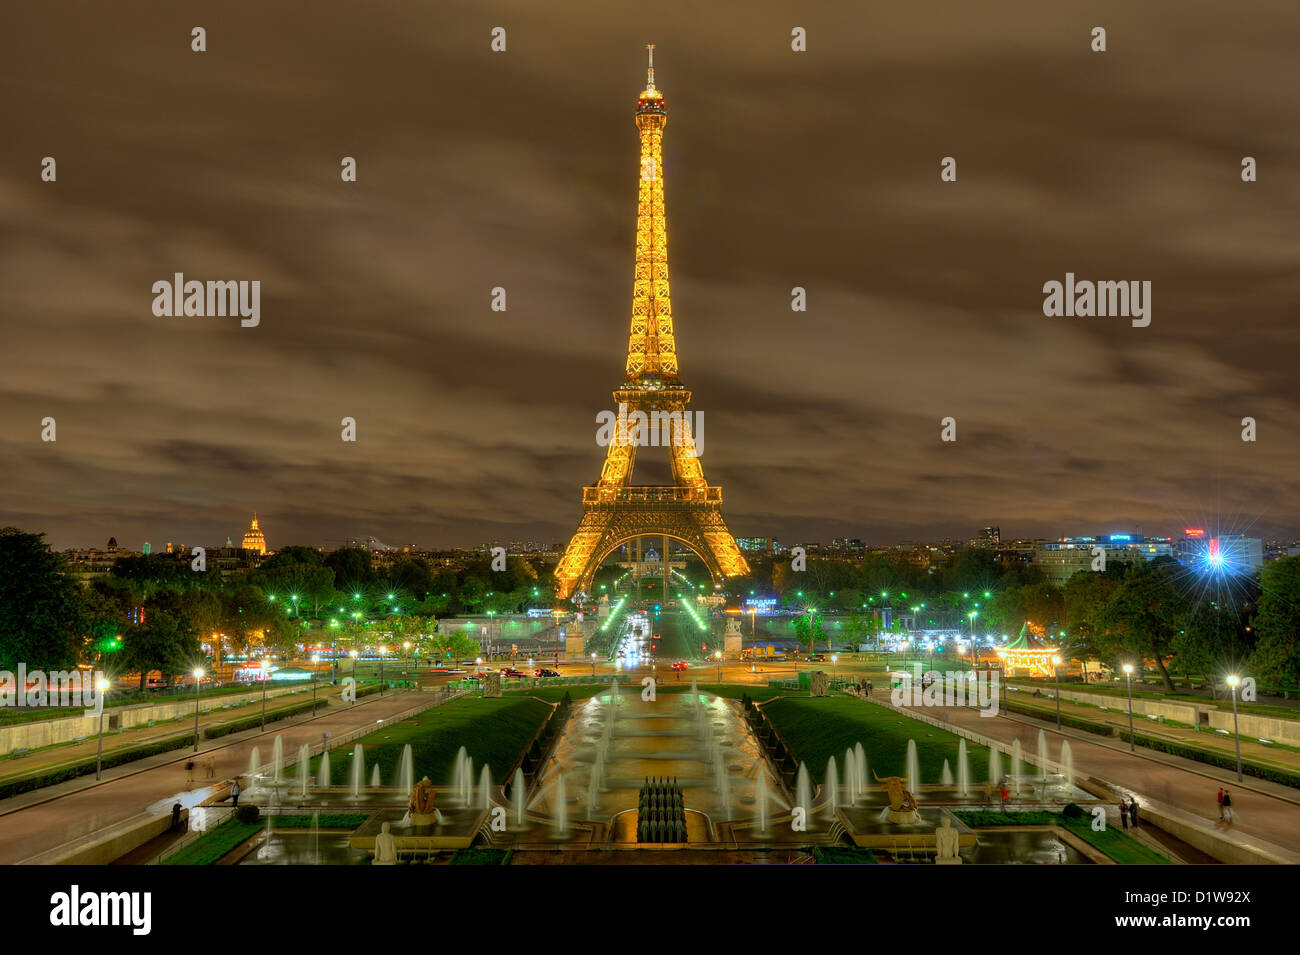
[646,43,655,88]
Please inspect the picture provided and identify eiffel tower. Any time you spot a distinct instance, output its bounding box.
[555,47,749,600]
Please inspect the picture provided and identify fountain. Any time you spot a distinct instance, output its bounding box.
[587,760,601,819]
[1060,740,1074,786]
[855,742,867,800]
[1011,739,1023,790]
[553,774,568,837]
[1037,730,1049,778]
[512,768,527,828]
[451,747,469,805]
[317,751,330,788]
[988,742,1002,785]
[905,740,920,795]
[478,765,493,810]
[940,760,954,786]
[370,764,382,788]
[795,763,813,825]
[824,756,839,815]
[247,746,261,779]
[957,739,970,797]
[349,744,365,799]
[755,775,769,833]
[843,748,856,802]
[396,744,414,797]
[297,744,311,798]
[271,735,284,784]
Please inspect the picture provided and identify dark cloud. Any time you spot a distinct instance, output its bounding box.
[2,0,1298,551]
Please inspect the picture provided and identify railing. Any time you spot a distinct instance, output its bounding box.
[582,485,721,504]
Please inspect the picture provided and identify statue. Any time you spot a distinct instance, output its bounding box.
[408,776,438,825]
[874,770,920,823]
[373,821,398,865]
[935,814,962,864]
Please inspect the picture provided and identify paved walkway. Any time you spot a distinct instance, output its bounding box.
[1002,688,1300,775]
[930,702,1300,860]
[0,690,430,864]
[0,684,352,785]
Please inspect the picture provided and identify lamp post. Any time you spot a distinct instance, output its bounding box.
[1052,656,1062,730]
[349,649,358,702]
[1123,664,1135,752]
[1226,674,1243,781]
[591,652,597,678]
[967,612,978,671]
[715,649,722,682]
[311,654,320,712]
[260,658,270,731]
[192,667,204,751]
[94,677,111,780]
[378,646,387,693]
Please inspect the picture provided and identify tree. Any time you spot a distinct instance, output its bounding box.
[324,548,373,594]
[0,528,82,671]
[1101,559,1185,691]
[793,611,825,657]
[1250,556,1300,688]
[1174,600,1253,696]
[122,608,200,689]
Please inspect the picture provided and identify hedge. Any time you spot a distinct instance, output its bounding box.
[0,733,198,801]
[1119,731,1300,788]
[204,699,322,739]
[1000,700,1113,736]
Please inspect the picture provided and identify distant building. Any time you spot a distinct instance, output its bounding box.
[736,537,773,552]
[241,513,268,555]
[1031,534,1172,585]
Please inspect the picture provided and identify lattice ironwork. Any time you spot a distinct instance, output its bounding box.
[556,50,748,600]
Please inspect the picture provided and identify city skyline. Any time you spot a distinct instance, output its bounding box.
[5,2,1299,553]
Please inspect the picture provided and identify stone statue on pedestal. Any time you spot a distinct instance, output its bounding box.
[935,814,962,864]
[407,776,438,826]
[373,821,398,865]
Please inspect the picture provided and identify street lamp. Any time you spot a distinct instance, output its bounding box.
[967,612,978,670]
[714,649,722,681]
[831,653,838,679]
[1052,656,1062,730]
[349,650,358,702]
[1226,674,1243,781]
[311,654,321,712]
[591,652,597,678]
[192,667,205,752]
[260,658,270,731]
[1122,664,1135,752]
[94,677,111,780]
[378,646,387,693]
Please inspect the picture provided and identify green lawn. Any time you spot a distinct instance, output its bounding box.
[161,813,370,865]
[313,696,552,786]
[762,696,996,785]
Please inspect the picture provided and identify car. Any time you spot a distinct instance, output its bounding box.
[535,668,561,678]
[501,668,526,678]
[670,661,689,671]
[469,670,494,680]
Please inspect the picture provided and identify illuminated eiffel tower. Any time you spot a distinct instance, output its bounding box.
[555,47,749,600]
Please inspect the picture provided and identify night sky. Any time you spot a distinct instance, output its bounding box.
[4,1,1298,551]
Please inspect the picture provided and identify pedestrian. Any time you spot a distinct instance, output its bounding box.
[185,759,195,789]
[1119,800,1129,829]
[231,780,241,808]
[1221,789,1234,824]
[170,802,184,832]
[1129,797,1140,828]
[998,784,1009,808]
[206,756,216,779]
[1216,787,1225,820]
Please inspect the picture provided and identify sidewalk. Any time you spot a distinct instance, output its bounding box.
[1003,688,1300,783]
[0,683,350,791]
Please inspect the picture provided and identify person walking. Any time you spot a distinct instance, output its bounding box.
[185,759,195,789]
[231,780,241,808]
[1216,787,1225,820]
[1129,797,1140,828]
[206,756,216,779]
[1119,800,1129,829]
[1221,789,1234,824]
